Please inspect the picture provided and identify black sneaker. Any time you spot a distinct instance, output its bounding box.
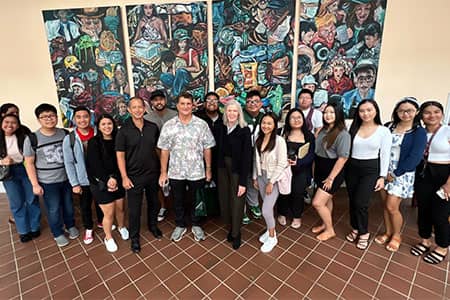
[131,238,141,253]
[20,233,32,243]
[30,230,41,238]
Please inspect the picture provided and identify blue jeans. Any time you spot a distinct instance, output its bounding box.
[41,180,75,237]
[160,68,192,96]
[3,164,41,234]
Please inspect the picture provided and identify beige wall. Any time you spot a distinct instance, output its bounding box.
[0,0,449,130]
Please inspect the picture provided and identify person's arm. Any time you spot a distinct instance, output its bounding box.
[375,127,392,191]
[23,136,43,196]
[322,157,348,191]
[62,136,81,194]
[116,151,133,189]
[159,149,169,187]
[204,148,212,182]
[270,138,288,184]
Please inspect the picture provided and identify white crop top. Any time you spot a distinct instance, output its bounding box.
[351,125,392,176]
[428,125,450,162]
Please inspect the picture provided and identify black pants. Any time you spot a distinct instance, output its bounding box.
[415,162,450,248]
[345,158,379,235]
[218,157,245,238]
[277,169,308,218]
[170,179,204,227]
[126,177,159,241]
[80,186,103,230]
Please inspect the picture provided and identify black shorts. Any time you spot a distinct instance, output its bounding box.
[91,183,125,205]
[314,156,345,195]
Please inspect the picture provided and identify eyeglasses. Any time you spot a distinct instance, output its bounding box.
[397,109,416,115]
[206,98,219,103]
[39,114,57,120]
[246,100,260,105]
[290,117,303,121]
[356,75,374,83]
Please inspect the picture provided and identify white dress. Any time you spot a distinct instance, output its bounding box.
[384,132,415,198]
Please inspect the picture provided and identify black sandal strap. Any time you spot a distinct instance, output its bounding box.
[410,243,430,256]
[423,250,446,264]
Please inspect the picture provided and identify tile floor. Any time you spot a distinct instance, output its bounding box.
[0,190,448,300]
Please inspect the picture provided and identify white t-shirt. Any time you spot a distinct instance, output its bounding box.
[5,135,23,163]
[351,125,392,176]
[428,125,450,162]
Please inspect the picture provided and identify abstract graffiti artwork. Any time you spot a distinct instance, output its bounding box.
[297,0,387,118]
[43,7,130,126]
[212,0,295,115]
[127,3,208,108]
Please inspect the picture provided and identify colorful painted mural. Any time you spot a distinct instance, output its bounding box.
[297,0,387,118]
[127,3,208,108]
[212,0,295,115]
[43,7,130,126]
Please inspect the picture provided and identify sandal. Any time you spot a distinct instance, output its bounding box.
[356,234,370,250]
[423,250,447,264]
[374,234,391,245]
[8,216,15,224]
[346,230,358,243]
[410,243,430,256]
[386,236,401,252]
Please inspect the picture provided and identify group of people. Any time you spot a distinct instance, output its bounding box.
[1,90,449,264]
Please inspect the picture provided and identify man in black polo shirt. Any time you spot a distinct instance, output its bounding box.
[116,97,161,253]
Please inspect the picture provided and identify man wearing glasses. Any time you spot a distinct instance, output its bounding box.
[24,103,78,247]
[242,90,264,224]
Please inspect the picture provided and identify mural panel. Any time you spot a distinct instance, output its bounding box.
[297,0,387,118]
[43,7,130,126]
[212,0,295,115]
[127,3,208,108]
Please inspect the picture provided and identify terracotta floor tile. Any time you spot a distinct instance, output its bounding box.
[197,252,220,270]
[410,284,442,300]
[223,271,251,295]
[375,285,408,299]
[250,252,275,269]
[341,285,372,300]
[143,252,166,269]
[134,272,160,294]
[417,261,447,281]
[145,283,174,299]
[153,261,177,281]
[97,262,122,281]
[307,252,330,269]
[391,251,419,270]
[265,260,294,282]
[279,251,302,269]
[77,272,102,293]
[307,284,338,300]
[43,262,68,281]
[170,252,193,270]
[355,261,383,282]
[194,271,221,295]
[296,261,322,282]
[334,251,359,269]
[317,272,346,295]
[240,283,271,299]
[163,272,190,294]
[285,271,314,294]
[349,272,378,295]
[254,272,282,295]
[72,261,96,281]
[326,262,353,282]
[273,283,303,299]
[0,283,19,299]
[105,272,132,293]
[208,284,238,299]
[18,261,42,280]
[22,283,53,300]
[209,261,234,281]
[223,252,246,269]
[386,260,415,281]
[413,272,446,295]
[118,253,141,269]
[20,271,46,293]
[177,283,206,299]
[113,283,141,299]
[1,271,19,289]
[48,272,75,294]
[83,283,111,299]
[380,273,410,297]
[181,261,205,279]
[127,262,150,281]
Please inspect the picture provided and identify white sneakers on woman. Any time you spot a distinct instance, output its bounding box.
[104,238,118,252]
[259,231,278,253]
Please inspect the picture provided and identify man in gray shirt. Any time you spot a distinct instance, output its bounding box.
[144,90,177,222]
[24,103,79,247]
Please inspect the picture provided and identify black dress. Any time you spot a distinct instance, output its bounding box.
[86,137,125,204]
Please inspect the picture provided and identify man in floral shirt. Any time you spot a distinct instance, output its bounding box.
[158,92,215,242]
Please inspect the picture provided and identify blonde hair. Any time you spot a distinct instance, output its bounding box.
[223,100,247,128]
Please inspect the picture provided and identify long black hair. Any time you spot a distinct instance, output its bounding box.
[419,100,444,118]
[283,108,313,143]
[0,103,18,117]
[390,97,421,130]
[322,103,346,149]
[349,99,382,139]
[95,114,118,141]
[255,112,278,154]
[0,114,29,157]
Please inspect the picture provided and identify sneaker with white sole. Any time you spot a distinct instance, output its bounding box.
[118,227,129,240]
[261,236,278,253]
[83,229,94,245]
[104,238,118,253]
[259,231,269,243]
[171,226,187,242]
[65,227,79,239]
[54,234,69,247]
[191,226,206,242]
[157,208,167,222]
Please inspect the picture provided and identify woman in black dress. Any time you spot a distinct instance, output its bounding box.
[87,114,127,252]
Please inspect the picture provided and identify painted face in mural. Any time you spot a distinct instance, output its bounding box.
[257,0,269,10]
[100,31,117,51]
[143,4,154,17]
[354,69,375,94]
[56,10,70,23]
[118,101,128,116]
[301,30,315,45]
[301,2,319,19]
[318,22,336,45]
[73,85,84,97]
[114,67,126,86]
[355,3,371,25]
[178,39,188,52]
[303,84,316,93]
[364,34,379,49]
[333,65,345,81]
[80,17,102,39]
[327,1,339,14]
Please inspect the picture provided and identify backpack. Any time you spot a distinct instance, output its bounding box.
[28,129,74,162]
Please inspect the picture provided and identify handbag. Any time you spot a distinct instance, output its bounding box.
[277,167,292,195]
[0,164,10,181]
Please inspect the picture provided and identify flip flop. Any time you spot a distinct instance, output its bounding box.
[410,243,430,256]
[386,236,401,252]
[374,234,391,245]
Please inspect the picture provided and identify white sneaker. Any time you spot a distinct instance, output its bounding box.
[118,227,129,240]
[104,238,118,253]
[83,229,94,245]
[261,236,278,253]
[259,231,269,243]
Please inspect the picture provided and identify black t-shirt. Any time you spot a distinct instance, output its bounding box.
[115,119,160,180]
